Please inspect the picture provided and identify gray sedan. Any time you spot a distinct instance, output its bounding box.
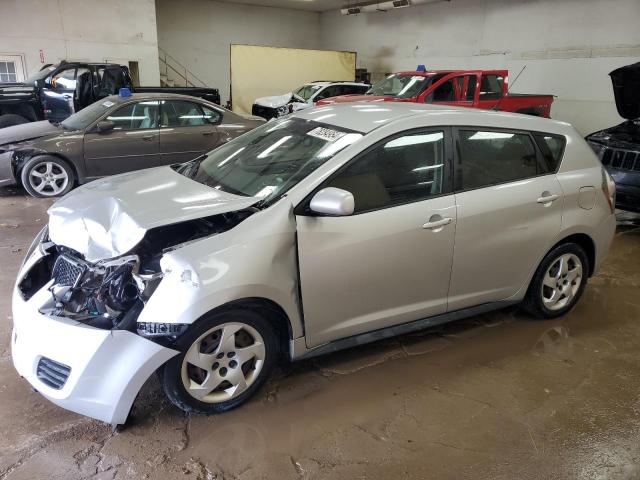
[0,92,264,197]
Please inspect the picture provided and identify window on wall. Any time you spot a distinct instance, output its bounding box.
[326,130,446,213]
[456,129,538,190]
[0,61,18,83]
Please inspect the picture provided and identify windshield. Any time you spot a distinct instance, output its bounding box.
[175,117,363,205]
[292,84,323,101]
[24,65,56,84]
[367,74,437,99]
[60,98,115,130]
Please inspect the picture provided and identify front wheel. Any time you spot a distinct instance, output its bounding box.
[162,308,278,414]
[522,243,589,319]
[20,155,75,198]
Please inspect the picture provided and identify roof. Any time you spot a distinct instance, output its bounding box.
[102,92,218,104]
[305,81,369,87]
[290,101,573,136]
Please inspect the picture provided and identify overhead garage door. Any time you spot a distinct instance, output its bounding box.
[230,44,357,115]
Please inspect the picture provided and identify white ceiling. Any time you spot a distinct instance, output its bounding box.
[216,0,348,12]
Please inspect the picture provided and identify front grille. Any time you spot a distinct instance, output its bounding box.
[52,254,85,287]
[37,357,71,390]
[596,144,640,172]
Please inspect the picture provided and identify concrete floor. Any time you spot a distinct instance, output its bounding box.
[1,186,639,480]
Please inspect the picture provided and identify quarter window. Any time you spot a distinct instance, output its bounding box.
[161,100,220,127]
[456,129,537,190]
[479,74,504,100]
[534,133,565,173]
[326,131,446,213]
[106,101,159,130]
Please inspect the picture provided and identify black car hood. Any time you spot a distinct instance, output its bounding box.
[610,62,640,120]
[0,120,61,147]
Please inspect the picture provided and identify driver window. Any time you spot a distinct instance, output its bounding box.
[432,80,455,102]
[106,101,159,130]
[325,130,446,214]
[51,68,77,90]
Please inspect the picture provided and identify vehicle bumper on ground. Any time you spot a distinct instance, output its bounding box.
[11,272,178,425]
[0,151,17,187]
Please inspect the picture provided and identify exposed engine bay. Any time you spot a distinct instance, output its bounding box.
[18,209,254,333]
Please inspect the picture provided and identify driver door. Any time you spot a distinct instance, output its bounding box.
[296,128,456,347]
[83,100,160,178]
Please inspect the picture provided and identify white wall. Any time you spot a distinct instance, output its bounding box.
[320,0,640,134]
[156,0,321,105]
[0,0,160,85]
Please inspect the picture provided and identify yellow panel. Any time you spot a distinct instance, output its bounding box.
[231,44,357,115]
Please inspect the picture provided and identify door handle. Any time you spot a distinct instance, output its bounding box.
[536,193,559,204]
[202,131,215,136]
[141,135,155,141]
[422,216,453,230]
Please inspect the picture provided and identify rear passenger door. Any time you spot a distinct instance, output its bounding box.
[447,128,563,311]
[159,99,222,163]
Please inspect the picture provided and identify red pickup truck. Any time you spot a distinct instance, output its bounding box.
[316,69,554,117]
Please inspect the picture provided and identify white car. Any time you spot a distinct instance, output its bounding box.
[12,103,616,426]
[251,81,370,119]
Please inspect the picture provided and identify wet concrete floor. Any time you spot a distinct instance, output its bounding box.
[1,186,639,479]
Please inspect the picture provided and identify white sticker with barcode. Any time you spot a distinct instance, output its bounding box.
[307,126,346,142]
[102,100,115,107]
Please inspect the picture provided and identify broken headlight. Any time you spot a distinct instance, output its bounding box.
[21,225,49,267]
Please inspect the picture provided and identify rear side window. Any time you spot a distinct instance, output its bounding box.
[479,75,504,100]
[326,130,446,213]
[455,130,537,190]
[533,133,565,173]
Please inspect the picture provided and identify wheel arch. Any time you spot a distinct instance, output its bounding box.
[193,297,294,360]
[548,232,596,276]
[16,152,80,186]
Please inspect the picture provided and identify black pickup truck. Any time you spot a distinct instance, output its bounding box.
[0,61,220,128]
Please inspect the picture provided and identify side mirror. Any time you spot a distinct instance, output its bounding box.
[309,187,355,216]
[96,120,115,133]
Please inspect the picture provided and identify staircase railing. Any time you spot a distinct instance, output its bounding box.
[158,47,208,87]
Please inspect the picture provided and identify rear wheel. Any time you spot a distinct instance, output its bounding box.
[20,156,75,198]
[162,308,278,414]
[522,243,589,319]
[0,114,28,128]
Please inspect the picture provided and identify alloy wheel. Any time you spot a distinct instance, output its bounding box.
[541,253,583,311]
[28,161,69,196]
[181,322,266,403]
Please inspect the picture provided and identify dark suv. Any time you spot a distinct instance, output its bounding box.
[586,62,640,213]
[0,61,220,128]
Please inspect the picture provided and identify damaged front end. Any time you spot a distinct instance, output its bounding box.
[18,209,255,340]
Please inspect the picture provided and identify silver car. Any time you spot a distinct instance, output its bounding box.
[12,103,616,425]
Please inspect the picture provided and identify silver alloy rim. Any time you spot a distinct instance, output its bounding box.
[541,253,583,311]
[28,161,69,196]
[181,322,266,403]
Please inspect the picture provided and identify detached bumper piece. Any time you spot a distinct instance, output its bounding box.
[37,357,71,390]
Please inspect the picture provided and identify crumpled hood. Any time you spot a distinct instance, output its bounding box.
[610,62,640,120]
[254,93,295,109]
[0,120,61,147]
[48,166,259,262]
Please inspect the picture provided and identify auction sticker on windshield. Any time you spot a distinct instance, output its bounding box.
[307,126,346,142]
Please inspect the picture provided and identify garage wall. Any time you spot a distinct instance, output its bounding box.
[320,0,640,135]
[0,0,160,85]
[156,0,322,106]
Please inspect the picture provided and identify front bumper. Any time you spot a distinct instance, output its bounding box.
[11,253,178,425]
[0,151,17,187]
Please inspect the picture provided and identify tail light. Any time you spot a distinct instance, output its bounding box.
[601,167,616,214]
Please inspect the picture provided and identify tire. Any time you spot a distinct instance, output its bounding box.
[162,308,279,415]
[20,155,75,198]
[0,114,29,129]
[521,242,589,319]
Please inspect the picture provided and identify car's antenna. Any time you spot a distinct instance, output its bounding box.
[492,65,526,111]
